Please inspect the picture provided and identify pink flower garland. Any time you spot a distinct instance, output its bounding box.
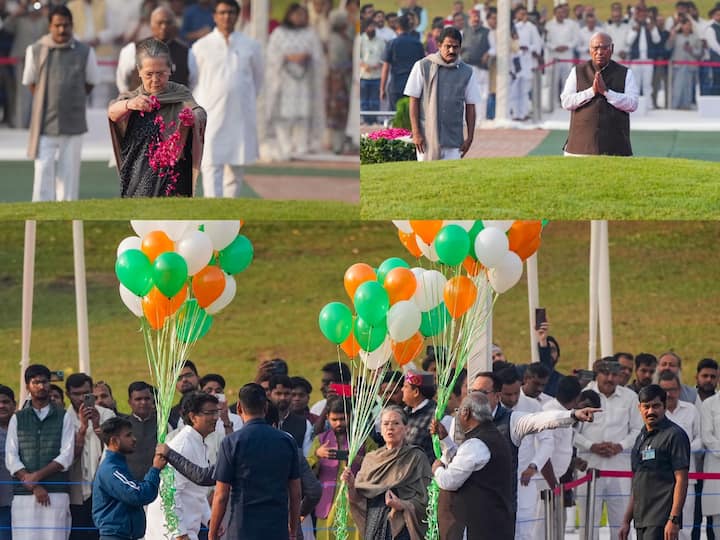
[144,100,195,195]
[366,128,412,141]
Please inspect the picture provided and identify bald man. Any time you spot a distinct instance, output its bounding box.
[115,6,190,93]
[560,31,639,156]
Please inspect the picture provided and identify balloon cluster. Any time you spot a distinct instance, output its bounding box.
[115,220,253,340]
[394,220,545,293]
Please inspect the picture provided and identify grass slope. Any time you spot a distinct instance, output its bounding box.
[0,221,717,412]
[360,156,720,219]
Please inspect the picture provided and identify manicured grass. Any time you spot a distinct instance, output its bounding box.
[360,156,720,219]
[0,221,717,412]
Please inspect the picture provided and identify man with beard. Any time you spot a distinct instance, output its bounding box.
[536,322,564,397]
[658,351,697,403]
[693,358,717,538]
[269,375,313,457]
[619,385,690,540]
[628,353,658,394]
[561,32,638,156]
[123,381,157,482]
[614,352,635,387]
[405,26,480,161]
[168,360,199,429]
[5,364,75,540]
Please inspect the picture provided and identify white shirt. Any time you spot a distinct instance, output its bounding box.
[560,65,639,113]
[606,21,630,59]
[577,24,604,61]
[666,400,701,482]
[542,399,574,482]
[376,26,396,43]
[178,412,243,466]
[514,19,542,77]
[189,29,263,166]
[115,41,136,94]
[22,40,100,87]
[5,404,76,476]
[360,33,386,79]
[434,437,491,491]
[404,60,482,105]
[545,17,580,59]
[514,392,554,477]
[145,426,211,540]
[310,398,327,417]
[573,382,642,470]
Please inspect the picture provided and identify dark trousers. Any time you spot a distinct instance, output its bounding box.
[636,526,664,540]
[0,505,11,540]
[360,78,381,124]
[486,93,496,119]
[389,91,403,111]
[70,497,99,540]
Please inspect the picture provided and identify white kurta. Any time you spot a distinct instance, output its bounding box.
[145,426,211,540]
[701,394,720,516]
[189,29,264,166]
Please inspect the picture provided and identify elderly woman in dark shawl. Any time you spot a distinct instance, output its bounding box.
[341,405,431,540]
[108,37,206,197]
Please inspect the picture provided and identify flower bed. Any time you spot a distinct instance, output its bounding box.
[360,128,415,165]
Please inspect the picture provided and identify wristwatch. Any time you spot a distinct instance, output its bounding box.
[668,515,680,525]
[528,463,538,471]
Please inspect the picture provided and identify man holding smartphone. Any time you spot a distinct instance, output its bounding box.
[65,373,116,540]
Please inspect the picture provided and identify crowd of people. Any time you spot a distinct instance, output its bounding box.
[0,319,717,540]
[0,0,359,200]
[359,0,720,124]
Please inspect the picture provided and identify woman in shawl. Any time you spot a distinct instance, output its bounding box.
[341,405,432,540]
[108,37,206,197]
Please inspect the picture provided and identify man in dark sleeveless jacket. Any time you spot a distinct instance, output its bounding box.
[561,32,639,156]
[5,364,75,540]
[269,375,313,455]
[405,26,481,161]
[435,392,514,540]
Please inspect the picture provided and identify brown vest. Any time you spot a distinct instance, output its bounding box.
[565,60,632,156]
[438,421,514,540]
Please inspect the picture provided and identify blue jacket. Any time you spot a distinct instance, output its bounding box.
[92,450,161,540]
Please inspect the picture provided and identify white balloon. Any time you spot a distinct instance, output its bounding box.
[157,221,190,241]
[203,221,241,251]
[410,267,425,284]
[387,301,422,342]
[482,220,515,232]
[360,337,393,370]
[474,227,509,268]
[413,270,447,311]
[206,274,236,314]
[416,236,439,262]
[119,284,143,317]
[443,220,476,231]
[488,252,524,293]
[175,231,214,275]
[116,236,142,258]
[392,220,413,234]
[130,220,160,238]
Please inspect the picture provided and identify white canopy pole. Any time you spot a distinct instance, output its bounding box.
[20,220,36,405]
[467,295,493,385]
[495,0,511,123]
[526,254,539,363]
[73,221,91,375]
[598,220,614,357]
[588,220,600,369]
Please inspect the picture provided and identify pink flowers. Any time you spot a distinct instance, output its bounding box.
[367,128,412,141]
[146,106,195,195]
[139,95,162,117]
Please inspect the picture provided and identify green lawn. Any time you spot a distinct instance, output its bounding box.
[360,156,720,219]
[0,220,717,412]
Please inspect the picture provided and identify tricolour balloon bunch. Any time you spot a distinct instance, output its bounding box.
[392,219,546,540]
[114,220,252,534]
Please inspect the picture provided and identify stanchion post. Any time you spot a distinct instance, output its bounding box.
[584,469,598,540]
[554,484,565,540]
[667,60,673,110]
[541,489,554,540]
[533,68,543,123]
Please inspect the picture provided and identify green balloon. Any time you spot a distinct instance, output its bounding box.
[353,281,390,326]
[435,225,470,266]
[116,249,152,297]
[319,302,353,344]
[420,303,450,337]
[219,235,254,275]
[376,257,410,284]
[353,317,387,352]
[176,299,213,343]
[152,252,188,298]
[468,221,485,260]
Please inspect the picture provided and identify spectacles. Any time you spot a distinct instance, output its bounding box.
[140,70,170,80]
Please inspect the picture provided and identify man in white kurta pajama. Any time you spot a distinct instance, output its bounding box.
[189,0,263,198]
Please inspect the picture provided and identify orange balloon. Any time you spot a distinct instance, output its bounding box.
[192,265,226,308]
[141,230,174,263]
[344,263,377,301]
[384,267,417,304]
[143,285,187,329]
[444,276,478,319]
[462,256,482,277]
[340,331,361,358]
[410,220,443,245]
[508,221,543,261]
[398,229,422,258]
[392,333,424,366]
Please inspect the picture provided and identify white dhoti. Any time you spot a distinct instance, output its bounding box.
[416,148,461,161]
[33,134,83,201]
[515,481,539,540]
[200,164,245,198]
[12,493,71,540]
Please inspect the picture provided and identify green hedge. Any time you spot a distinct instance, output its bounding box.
[360,137,416,164]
